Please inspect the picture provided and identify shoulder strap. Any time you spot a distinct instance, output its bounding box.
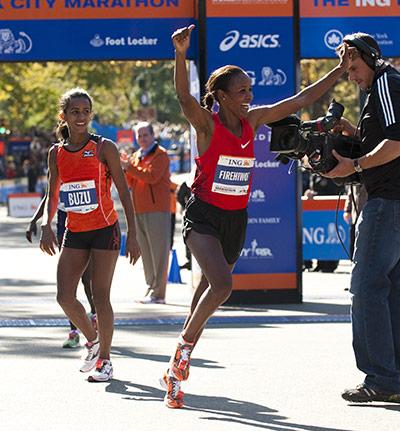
[90,134,104,157]
[90,133,101,143]
[52,142,61,164]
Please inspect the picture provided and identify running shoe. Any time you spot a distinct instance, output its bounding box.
[139,296,166,304]
[62,330,80,349]
[159,370,184,399]
[88,359,113,382]
[342,384,400,403]
[170,336,193,381]
[163,374,184,408]
[89,313,97,330]
[79,340,100,372]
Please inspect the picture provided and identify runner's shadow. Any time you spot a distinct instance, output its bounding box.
[0,278,54,288]
[106,380,353,431]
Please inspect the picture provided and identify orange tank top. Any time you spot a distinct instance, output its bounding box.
[57,135,118,232]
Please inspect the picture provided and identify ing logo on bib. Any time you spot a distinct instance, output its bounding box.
[212,155,255,196]
[60,180,98,213]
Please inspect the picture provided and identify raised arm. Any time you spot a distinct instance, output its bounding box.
[248,45,352,133]
[172,25,214,155]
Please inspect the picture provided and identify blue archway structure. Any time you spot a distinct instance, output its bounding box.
[1,0,400,303]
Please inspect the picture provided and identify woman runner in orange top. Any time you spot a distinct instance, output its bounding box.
[40,88,141,382]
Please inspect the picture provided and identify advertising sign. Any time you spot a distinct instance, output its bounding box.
[0,1,194,20]
[301,0,400,17]
[8,192,42,217]
[206,0,293,17]
[0,18,195,61]
[206,14,298,295]
[302,197,350,261]
[8,139,31,152]
[206,16,294,109]
[300,0,400,58]
[117,130,134,145]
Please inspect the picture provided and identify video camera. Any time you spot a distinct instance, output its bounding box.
[268,99,362,186]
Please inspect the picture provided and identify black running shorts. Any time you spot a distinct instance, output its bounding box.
[182,196,248,264]
[62,221,121,251]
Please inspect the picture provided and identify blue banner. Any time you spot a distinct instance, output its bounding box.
[303,210,350,260]
[301,17,400,58]
[237,125,297,274]
[8,140,31,152]
[0,18,195,62]
[207,17,294,103]
[206,17,297,276]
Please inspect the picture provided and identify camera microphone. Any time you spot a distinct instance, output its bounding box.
[275,153,290,165]
[301,99,344,133]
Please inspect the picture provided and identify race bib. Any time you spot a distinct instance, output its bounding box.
[59,180,98,214]
[212,155,255,195]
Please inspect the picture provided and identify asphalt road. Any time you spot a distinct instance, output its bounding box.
[1,197,399,431]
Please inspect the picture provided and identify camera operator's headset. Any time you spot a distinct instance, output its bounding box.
[342,35,381,70]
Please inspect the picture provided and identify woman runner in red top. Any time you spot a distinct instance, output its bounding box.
[40,88,141,382]
[161,25,351,408]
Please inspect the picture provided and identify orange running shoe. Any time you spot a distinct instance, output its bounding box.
[159,370,184,399]
[171,336,193,381]
[164,374,184,409]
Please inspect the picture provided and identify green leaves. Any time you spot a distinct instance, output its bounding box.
[0,60,185,136]
[300,59,359,126]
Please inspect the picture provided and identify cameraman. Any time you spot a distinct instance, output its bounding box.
[324,33,400,404]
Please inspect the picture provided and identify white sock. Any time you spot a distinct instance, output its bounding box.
[179,334,193,346]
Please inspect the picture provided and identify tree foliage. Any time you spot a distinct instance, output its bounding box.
[0,60,185,135]
[3,57,393,137]
[300,58,360,126]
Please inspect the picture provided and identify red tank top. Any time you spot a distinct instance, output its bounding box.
[56,136,118,232]
[192,113,255,210]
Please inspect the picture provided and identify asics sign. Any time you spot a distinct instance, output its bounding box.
[219,30,280,52]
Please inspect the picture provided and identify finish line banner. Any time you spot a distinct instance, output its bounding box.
[0,18,195,61]
[0,1,194,61]
[300,0,400,58]
[300,17,400,58]
[0,0,193,20]
[300,0,400,17]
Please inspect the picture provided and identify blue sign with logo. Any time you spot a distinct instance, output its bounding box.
[0,18,195,62]
[8,140,31,153]
[207,17,294,103]
[301,17,400,58]
[237,124,297,274]
[206,16,297,276]
[303,210,350,260]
